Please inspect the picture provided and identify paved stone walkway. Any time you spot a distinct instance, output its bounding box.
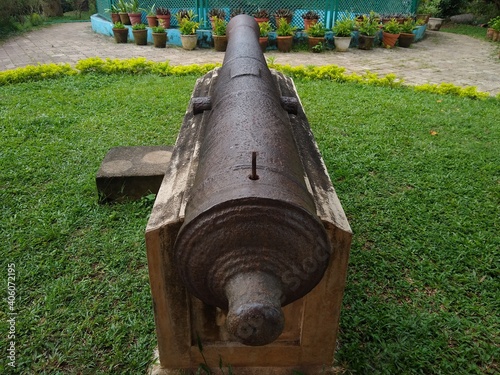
[1,22,499,95]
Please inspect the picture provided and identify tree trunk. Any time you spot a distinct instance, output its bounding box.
[42,0,63,17]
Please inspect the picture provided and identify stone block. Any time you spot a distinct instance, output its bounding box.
[96,146,172,203]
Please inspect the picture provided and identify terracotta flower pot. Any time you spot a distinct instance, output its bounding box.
[358,35,375,50]
[113,28,129,43]
[128,12,142,25]
[308,36,324,50]
[254,17,269,26]
[259,37,268,53]
[493,30,500,42]
[334,36,351,52]
[152,32,167,48]
[181,34,198,50]
[132,29,148,45]
[157,14,171,29]
[119,12,131,25]
[277,36,293,52]
[147,15,158,27]
[382,31,399,48]
[213,35,228,52]
[303,18,317,31]
[111,13,121,24]
[398,32,415,48]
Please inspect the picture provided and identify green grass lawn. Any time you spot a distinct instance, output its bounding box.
[1,73,499,374]
[441,24,490,40]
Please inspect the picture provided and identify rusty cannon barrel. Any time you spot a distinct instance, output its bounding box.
[173,15,331,346]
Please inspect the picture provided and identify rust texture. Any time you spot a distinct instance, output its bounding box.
[173,15,331,346]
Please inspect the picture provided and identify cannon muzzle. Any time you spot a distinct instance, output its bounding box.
[173,15,331,346]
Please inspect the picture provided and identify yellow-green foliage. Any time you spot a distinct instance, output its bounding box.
[414,82,490,100]
[0,63,76,85]
[0,58,496,101]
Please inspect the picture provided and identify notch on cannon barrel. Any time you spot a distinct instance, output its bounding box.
[249,151,259,181]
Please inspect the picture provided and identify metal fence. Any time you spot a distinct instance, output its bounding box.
[97,0,419,29]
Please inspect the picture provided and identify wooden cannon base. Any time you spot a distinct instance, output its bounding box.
[145,69,352,374]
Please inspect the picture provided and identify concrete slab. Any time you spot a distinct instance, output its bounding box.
[96,145,173,203]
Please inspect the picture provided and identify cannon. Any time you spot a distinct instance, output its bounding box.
[146,14,352,373]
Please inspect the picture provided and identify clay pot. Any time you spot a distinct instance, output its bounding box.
[334,36,351,52]
[128,12,142,25]
[398,32,415,48]
[382,31,400,48]
[132,29,148,45]
[119,12,131,25]
[147,15,158,27]
[213,35,228,52]
[303,18,317,31]
[308,36,324,50]
[259,37,268,53]
[254,17,269,25]
[113,28,129,43]
[493,30,500,42]
[358,34,375,50]
[111,13,121,24]
[276,36,293,52]
[157,14,171,29]
[152,32,167,48]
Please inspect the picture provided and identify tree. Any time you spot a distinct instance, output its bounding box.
[42,0,63,17]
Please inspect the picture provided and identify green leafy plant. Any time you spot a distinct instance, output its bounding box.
[276,17,297,36]
[127,0,140,13]
[356,11,380,36]
[117,0,128,13]
[105,4,120,13]
[176,9,193,21]
[417,0,441,17]
[146,4,156,16]
[333,15,356,37]
[259,21,272,37]
[307,22,327,37]
[113,21,125,29]
[212,16,226,36]
[151,25,165,33]
[132,23,146,30]
[489,16,500,31]
[230,8,245,18]
[311,42,324,53]
[383,18,401,34]
[400,19,416,33]
[177,11,200,35]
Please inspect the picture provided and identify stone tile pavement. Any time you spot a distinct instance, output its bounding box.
[1,22,499,95]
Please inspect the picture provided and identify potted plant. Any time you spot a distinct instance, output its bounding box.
[230,8,245,18]
[105,4,121,24]
[332,15,355,52]
[382,18,401,48]
[117,0,131,25]
[112,21,128,43]
[311,42,324,53]
[398,19,416,48]
[276,17,297,53]
[259,21,272,53]
[127,0,142,25]
[488,16,500,41]
[254,9,269,24]
[146,4,158,27]
[302,10,319,31]
[274,9,293,25]
[132,23,147,45]
[356,11,379,50]
[212,17,227,52]
[177,10,200,50]
[208,8,226,30]
[306,22,326,50]
[156,7,171,29]
[151,25,167,48]
[420,0,444,30]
